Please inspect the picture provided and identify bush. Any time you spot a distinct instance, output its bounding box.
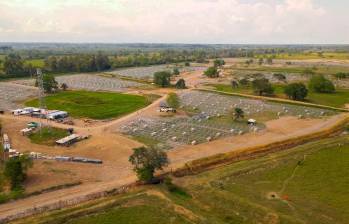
[166,93,180,109]
[309,75,335,93]
[284,83,308,101]
[175,79,186,89]
[4,156,32,190]
[252,78,274,96]
[153,71,171,87]
[273,73,286,82]
[213,59,225,67]
[204,67,219,78]
[173,68,180,76]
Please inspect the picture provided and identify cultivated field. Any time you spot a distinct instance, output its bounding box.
[107,64,206,80]
[121,90,336,149]
[0,82,38,110]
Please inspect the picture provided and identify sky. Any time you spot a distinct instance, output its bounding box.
[0,0,348,44]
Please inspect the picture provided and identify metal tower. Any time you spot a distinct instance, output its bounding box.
[36,69,48,134]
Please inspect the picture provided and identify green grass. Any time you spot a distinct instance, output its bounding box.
[28,127,68,146]
[209,84,349,108]
[25,91,150,120]
[24,59,45,68]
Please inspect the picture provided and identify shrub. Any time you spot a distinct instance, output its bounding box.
[153,71,171,87]
[204,67,219,78]
[175,79,186,89]
[273,73,286,82]
[284,83,308,101]
[252,78,274,96]
[166,93,180,109]
[309,75,335,93]
[213,59,225,67]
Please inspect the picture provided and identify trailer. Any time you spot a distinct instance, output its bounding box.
[47,111,69,120]
[56,134,79,146]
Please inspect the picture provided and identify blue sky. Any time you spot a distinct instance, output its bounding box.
[0,0,348,44]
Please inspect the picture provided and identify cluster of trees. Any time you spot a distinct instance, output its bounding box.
[252,78,274,96]
[153,71,186,88]
[45,54,111,73]
[2,54,36,77]
[204,59,225,78]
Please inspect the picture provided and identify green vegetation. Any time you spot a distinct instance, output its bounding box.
[233,107,244,120]
[213,59,225,67]
[166,93,180,109]
[175,78,186,89]
[209,84,349,108]
[15,136,349,224]
[4,156,33,190]
[25,91,150,120]
[309,75,335,93]
[28,127,68,146]
[204,66,219,78]
[284,83,308,100]
[252,78,274,96]
[129,147,168,183]
[153,71,171,87]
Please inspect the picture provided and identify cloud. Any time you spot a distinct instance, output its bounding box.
[0,0,348,43]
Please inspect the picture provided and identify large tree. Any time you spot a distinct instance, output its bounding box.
[153,71,171,87]
[252,78,274,96]
[129,147,168,183]
[42,74,58,93]
[309,75,335,93]
[284,83,308,101]
[3,54,24,75]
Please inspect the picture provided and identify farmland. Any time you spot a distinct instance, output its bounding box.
[25,91,151,120]
[121,90,336,149]
[14,135,349,224]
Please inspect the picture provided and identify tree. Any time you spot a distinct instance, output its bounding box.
[273,73,286,82]
[175,79,186,89]
[61,83,68,91]
[334,72,349,80]
[233,107,244,120]
[42,74,58,93]
[4,155,33,190]
[213,59,225,67]
[129,147,168,183]
[252,78,274,96]
[153,71,171,87]
[284,83,308,101]
[184,62,190,66]
[173,68,180,76]
[309,75,335,93]
[204,66,219,78]
[166,93,180,109]
[258,58,264,65]
[3,54,24,75]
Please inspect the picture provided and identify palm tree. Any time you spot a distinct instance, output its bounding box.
[233,107,244,121]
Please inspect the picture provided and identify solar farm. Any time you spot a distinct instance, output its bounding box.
[0,82,38,110]
[120,90,336,149]
[107,65,206,80]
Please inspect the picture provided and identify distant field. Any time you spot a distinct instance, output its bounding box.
[24,59,45,68]
[258,52,349,60]
[15,136,349,224]
[25,91,150,120]
[210,84,349,108]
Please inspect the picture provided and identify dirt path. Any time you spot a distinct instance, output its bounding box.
[0,113,347,222]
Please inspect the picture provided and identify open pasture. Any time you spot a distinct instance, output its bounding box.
[108,65,206,80]
[25,90,150,120]
[121,90,335,149]
[0,82,38,110]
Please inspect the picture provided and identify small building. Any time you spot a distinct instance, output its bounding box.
[159,101,176,113]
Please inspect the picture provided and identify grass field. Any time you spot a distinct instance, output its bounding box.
[28,127,68,146]
[24,59,45,68]
[14,135,349,224]
[25,91,150,120]
[210,84,349,108]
